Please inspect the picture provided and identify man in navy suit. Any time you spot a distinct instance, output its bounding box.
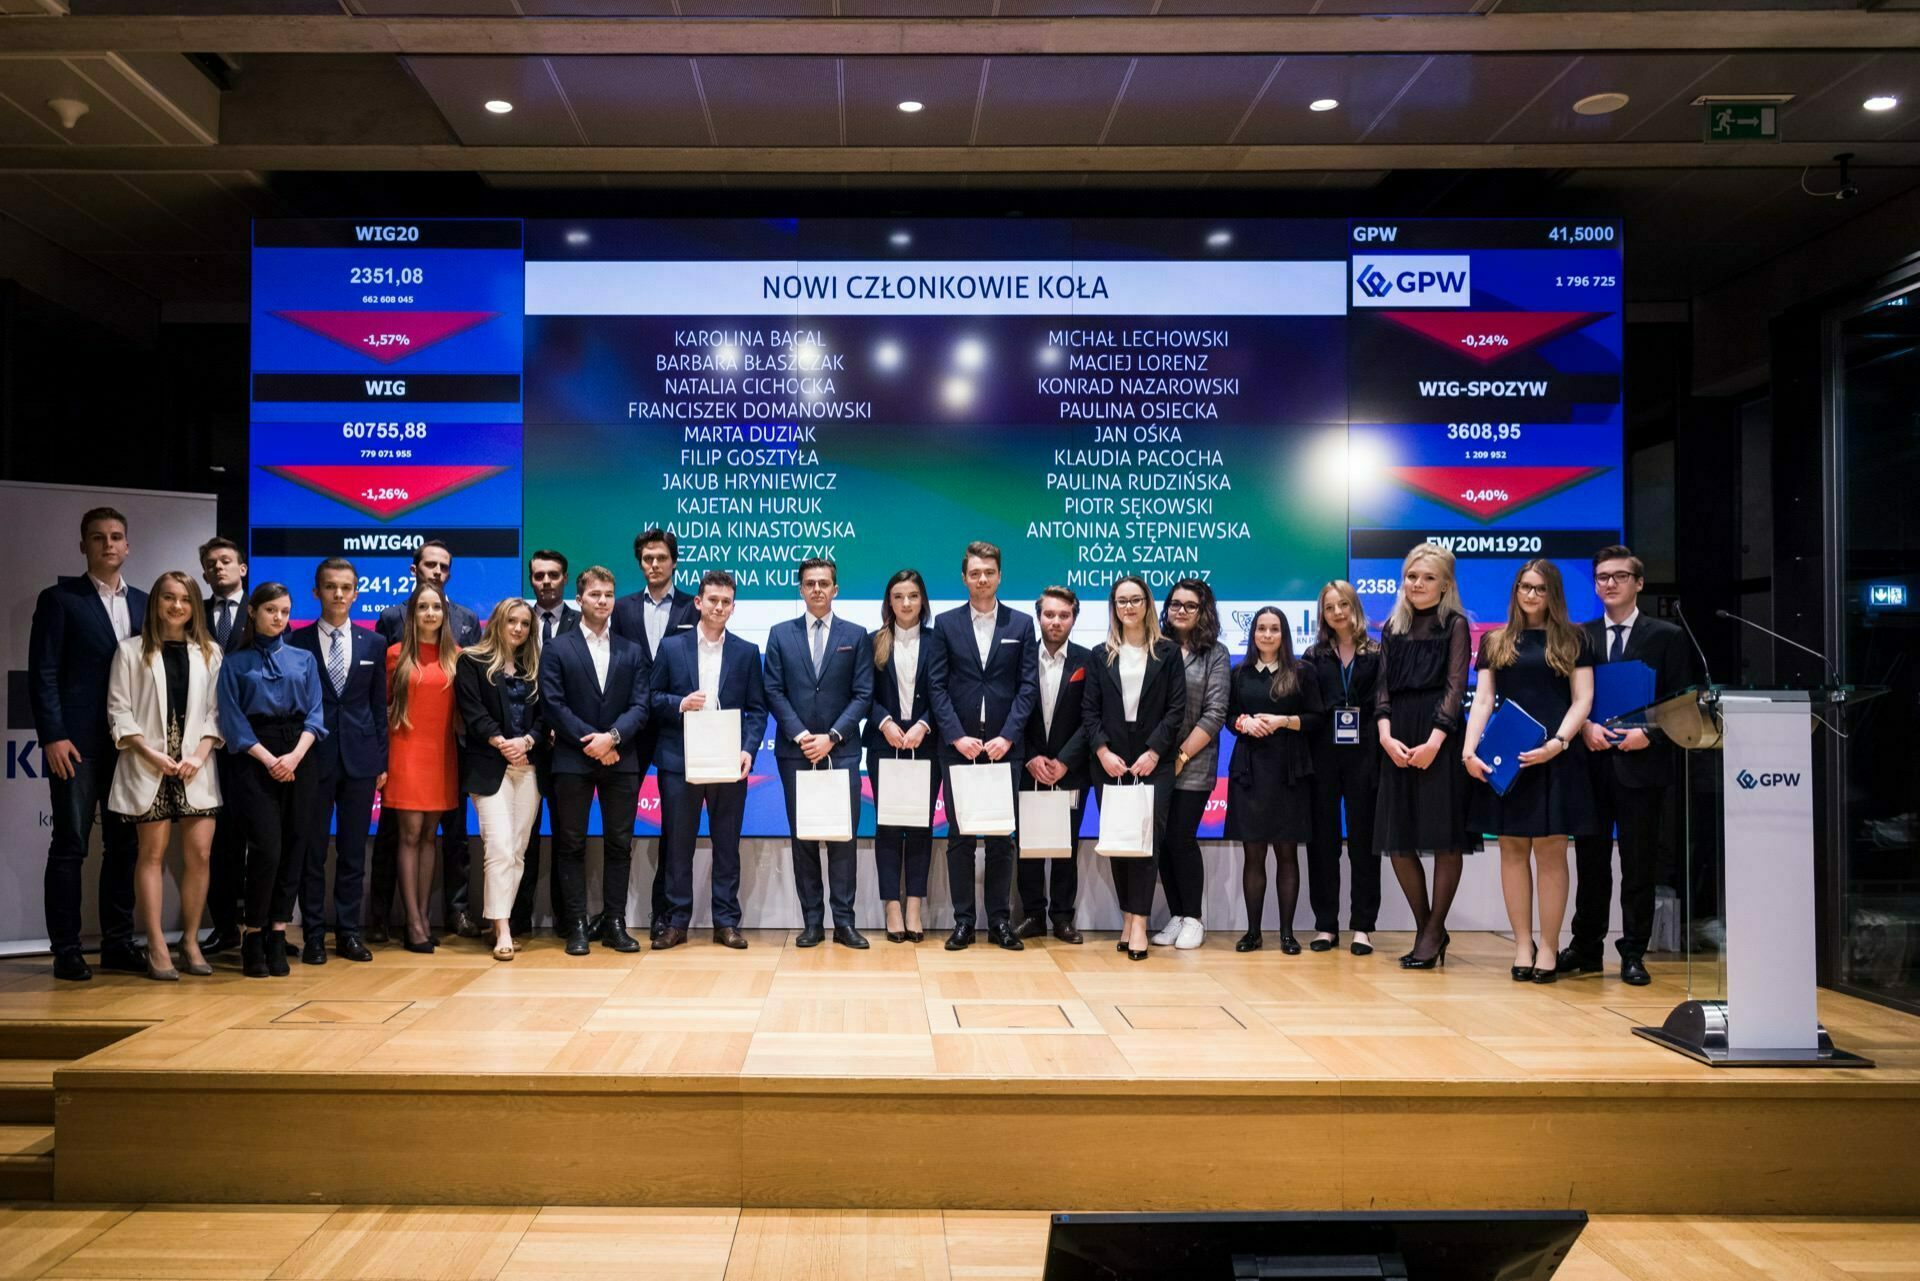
[540,565,651,956]
[1016,587,1092,944]
[197,534,250,953]
[512,548,581,938]
[28,506,147,980]
[764,558,874,948]
[369,537,481,941]
[926,541,1039,951]
[648,570,769,951]
[610,527,699,941]
[288,559,388,965]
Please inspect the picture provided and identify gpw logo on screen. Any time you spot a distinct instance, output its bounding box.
[1351,256,1472,307]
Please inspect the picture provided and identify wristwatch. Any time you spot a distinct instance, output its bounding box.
[608,728,622,747]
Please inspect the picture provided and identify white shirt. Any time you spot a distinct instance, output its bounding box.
[91,575,132,642]
[970,604,997,721]
[1603,606,1640,659]
[697,631,726,703]
[317,619,353,681]
[890,625,920,726]
[209,589,243,645]
[534,602,566,646]
[580,620,612,692]
[1118,643,1148,721]
[1037,642,1068,738]
[643,586,676,655]
[806,611,833,675]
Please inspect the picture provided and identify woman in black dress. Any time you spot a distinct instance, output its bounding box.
[1373,543,1475,970]
[1303,581,1383,957]
[1463,559,1597,984]
[1226,607,1323,954]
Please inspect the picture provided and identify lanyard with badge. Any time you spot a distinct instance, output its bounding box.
[1332,653,1362,746]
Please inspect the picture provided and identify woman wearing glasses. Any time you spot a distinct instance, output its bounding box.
[1152,579,1230,951]
[1461,559,1596,984]
[1083,575,1186,960]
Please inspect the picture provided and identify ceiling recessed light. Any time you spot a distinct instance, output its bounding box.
[897,100,924,114]
[1206,229,1233,248]
[1864,95,1899,112]
[484,99,513,114]
[1309,98,1339,113]
[1573,92,1631,116]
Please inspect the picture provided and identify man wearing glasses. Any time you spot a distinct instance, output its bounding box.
[1562,544,1692,987]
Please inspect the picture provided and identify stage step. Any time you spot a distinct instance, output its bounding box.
[0,1060,57,1125]
[0,1020,146,1061]
[0,1124,54,1199]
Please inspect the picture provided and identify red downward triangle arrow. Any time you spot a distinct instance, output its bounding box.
[1387,465,1609,522]
[273,311,497,364]
[1380,311,1606,365]
[262,464,508,520]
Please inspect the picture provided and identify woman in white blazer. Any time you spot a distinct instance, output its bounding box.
[107,571,225,980]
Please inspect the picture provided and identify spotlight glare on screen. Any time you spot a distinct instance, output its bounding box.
[942,376,975,410]
[1207,229,1233,248]
[715,342,740,368]
[565,229,590,246]
[874,340,904,371]
[1037,345,1062,368]
[954,337,987,371]
[889,230,912,247]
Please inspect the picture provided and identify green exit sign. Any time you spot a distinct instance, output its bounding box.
[1705,104,1779,141]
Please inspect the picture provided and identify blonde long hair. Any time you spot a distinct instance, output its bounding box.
[1314,579,1379,655]
[1383,543,1468,636]
[1479,558,1583,678]
[389,582,460,731]
[1103,574,1164,663]
[462,597,540,691]
[139,571,219,664]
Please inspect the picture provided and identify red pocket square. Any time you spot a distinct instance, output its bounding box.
[1069,667,1086,682]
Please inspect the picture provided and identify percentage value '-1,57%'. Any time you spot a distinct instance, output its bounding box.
[1460,488,1511,503]
[361,333,412,348]
[1459,334,1511,348]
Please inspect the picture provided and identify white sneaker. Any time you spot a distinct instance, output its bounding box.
[1174,918,1206,950]
[1151,917,1185,946]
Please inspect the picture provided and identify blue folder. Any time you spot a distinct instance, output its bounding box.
[1590,658,1657,727]
[1478,698,1548,797]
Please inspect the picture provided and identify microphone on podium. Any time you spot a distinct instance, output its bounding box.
[1713,607,1841,689]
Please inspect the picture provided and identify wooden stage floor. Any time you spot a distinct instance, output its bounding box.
[3,930,1917,1214]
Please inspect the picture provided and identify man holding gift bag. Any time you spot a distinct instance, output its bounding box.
[1015,586,1091,945]
[765,557,874,949]
[649,570,768,951]
[926,541,1038,952]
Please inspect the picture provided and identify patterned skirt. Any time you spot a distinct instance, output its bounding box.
[137,716,220,822]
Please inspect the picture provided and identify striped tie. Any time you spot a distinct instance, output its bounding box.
[328,627,349,696]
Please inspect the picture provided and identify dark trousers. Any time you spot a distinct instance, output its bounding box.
[205,753,243,932]
[509,757,566,933]
[230,722,318,929]
[1307,749,1382,933]
[871,752,939,903]
[659,770,747,928]
[1572,770,1669,961]
[43,749,136,953]
[941,760,1016,931]
[1092,776,1172,916]
[1159,786,1209,919]
[550,767,639,924]
[301,763,376,935]
[778,758,860,928]
[1016,786,1083,924]
[369,800,471,924]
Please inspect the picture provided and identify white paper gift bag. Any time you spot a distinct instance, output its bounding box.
[795,765,853,842]
[875,755,932,829]
[684,707,743,784]
[1095,781,1153,858]
[1018,788,1074,859]
[948,761,1016,837]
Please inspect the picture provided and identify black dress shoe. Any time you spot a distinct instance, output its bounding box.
[988,922,1025,951]
[52,950,92,982]
[654,925,688,951]
[1012,916,1046,940]
[713,926,748,950]
[1052,921,1084,945]
[1620,956,1651,986]
[599,919,641,953]
[1279,931,1302,956]
[241,931,270,978]
[1555,946,1603,976]
[335,933,373,963]
[265,931,291,977]
[98,944,148,975]
[365,920,390,945]
[1128,947,1148,961]
[834,925,870,950]
[649,920,668,943]
[1309,934,1337,953]
[302,934,328,966]
[795,924,826,948]
[945,925,975,951]
[1531,965,1559,984]
[906,929,925,943]
[564,918,592,957]
[451,910,483,939]
[1234,931,1263,953]
[199,925,242,955]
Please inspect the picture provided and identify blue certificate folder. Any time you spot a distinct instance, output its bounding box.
[1591,659,1657,727]
[1479,699,1548,797]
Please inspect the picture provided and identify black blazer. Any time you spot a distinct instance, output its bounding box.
[530,601,582,647]
[610,587,699,662]
[1081,638,1187,781]
[287,621,389,780]
[376,597,481,649]
[763,614,873,767]
[1021,641,1093,792]
[538,626,651,775]
[1582,613,1692,789]
[28,576,150,757]
[454,651,546,796]
[864,625,939,769]
[925,602,1040,763]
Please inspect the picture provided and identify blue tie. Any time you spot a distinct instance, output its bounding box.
[1609,624,1626,663]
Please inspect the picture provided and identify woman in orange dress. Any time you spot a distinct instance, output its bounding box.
[385,583,460,952]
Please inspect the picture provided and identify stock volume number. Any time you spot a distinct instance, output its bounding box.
[348,266,423,286]
[342,421,428,440]
[1353,578,1401,595]
[1555,275,1618,288]
[357,575,416,596]
[1446,422,1521,440]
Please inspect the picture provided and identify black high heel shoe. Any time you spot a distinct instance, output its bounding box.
[906,930,925,943]
[885,930,907,944]
[1531,962,1559,984]
[1233,931,1263,953]
[1512,942,1538,982]
[1128,946,1148,961]
[1279,931,1302,956]
[1400,933,1449,970]
[1116,939,1129,953]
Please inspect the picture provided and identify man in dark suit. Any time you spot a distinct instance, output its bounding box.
[926,540,1039,952]
[610,527,699,941]
[288,558,387,964]
[28,506,147,980]
[197,534,250,953]
[1015,586,1091,945]
[764,557,874,948]
[368,538,482,941]
[539,565,651,956]
[1563,544,1693,987]
[648,570,769,951]
[512,548,580,938]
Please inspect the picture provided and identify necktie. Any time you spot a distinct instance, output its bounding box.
[542,610,556,645]
[811,617,826,675]
[216,600,233,648]
[1609,624,1626,663]
[328,627,349,696]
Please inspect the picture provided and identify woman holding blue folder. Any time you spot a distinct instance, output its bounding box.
[1462,560,1597,984]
